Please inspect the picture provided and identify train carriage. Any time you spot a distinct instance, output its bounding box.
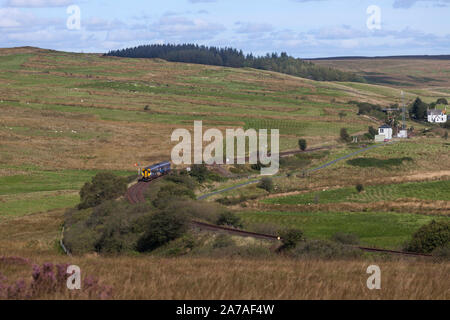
[140,161,171,182]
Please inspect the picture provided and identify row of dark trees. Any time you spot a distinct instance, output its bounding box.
[105,44,365,82]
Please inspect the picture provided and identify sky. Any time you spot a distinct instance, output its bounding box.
[0,0,449,58]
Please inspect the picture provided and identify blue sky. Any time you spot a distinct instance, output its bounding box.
[0,0,449,57]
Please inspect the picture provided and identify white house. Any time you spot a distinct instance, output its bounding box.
[375,124,393,141]
[427,108,447,123]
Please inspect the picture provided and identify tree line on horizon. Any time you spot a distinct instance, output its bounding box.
[105,44,365,82]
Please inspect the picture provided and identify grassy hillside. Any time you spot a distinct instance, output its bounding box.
[0,47,449,300]
[309,57,450,90]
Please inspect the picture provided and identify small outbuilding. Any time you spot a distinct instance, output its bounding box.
[375,124,393,141]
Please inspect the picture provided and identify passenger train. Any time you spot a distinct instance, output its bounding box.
[139,161,171,182]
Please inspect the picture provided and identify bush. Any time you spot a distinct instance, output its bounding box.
[368,126,377,139]
[340,128,351,143]
[404,220,450,254]
[251,161,269,171]
[298,139,307,151]
[165,199,226,224]
[432,244,450,261]
[278,228,304,250]
[190,164,208,183]
[137,211,188,252]
[292,240,362,259]
[78,172,127,209]
[436,98,448,105]
[258,177,274,192]
[356,183,364,193]
[152,184,196,208]
[64,200,154,254]
[216,211,243,228]
[165,173,198,190]
[331,232,360,245]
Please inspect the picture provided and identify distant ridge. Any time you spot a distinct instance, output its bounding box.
[308,55,450,60]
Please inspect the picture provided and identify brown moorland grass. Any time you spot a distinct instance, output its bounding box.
[0,209,449,300]
[310,57,450,89]
[1,253,448,300]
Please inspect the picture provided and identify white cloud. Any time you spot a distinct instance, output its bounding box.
[235,22,273,34]
[0,8,37,28]
[6,0,76,7]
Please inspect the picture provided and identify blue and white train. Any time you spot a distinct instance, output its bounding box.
[140,161,171,182]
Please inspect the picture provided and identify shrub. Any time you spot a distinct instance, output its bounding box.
[340,128,351,143]
[432,244,450,262]
[78,172,127,209]
[190,164,208,183]
[137,211,188,252]
[292,240,362,259]
[152,184,196,208]
[404,220,450,253]
[368,126,377,139]
[331,232,360,245]
[251,161,269,171]
[278,228,304,250]
[436,98,448,105]
[298,139,307,151]
[65,200,155,254]
[216,211,243,228]
[165,173,198,190]
[258,177,274,192]
[356,183,364,193]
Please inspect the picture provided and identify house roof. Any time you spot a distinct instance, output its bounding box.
[379,124,392,129]
[428,109,444,116]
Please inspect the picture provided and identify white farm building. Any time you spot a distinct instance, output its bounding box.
[375,124,393,142]
[427,108,447,123]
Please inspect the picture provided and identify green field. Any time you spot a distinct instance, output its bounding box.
[0,166,133,217]
[264,180,450,205]
[239,210,445,248]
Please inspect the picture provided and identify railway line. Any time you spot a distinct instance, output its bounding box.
[125,176,432,258]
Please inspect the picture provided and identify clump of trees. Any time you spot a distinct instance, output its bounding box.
[64,170,242,255]
[340,128,351,143]
[189,164,223,183]
[136,211,188,252]
[365,126,378,140]
[105,44,365,82]
[404,220,450,254]
[298,139,307,151]
[355,183,364,193]
[216,211,243,228]
[355,101,385,120]
[279,229,304,251]
[258,177,274,192]
[78,172,127,209]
